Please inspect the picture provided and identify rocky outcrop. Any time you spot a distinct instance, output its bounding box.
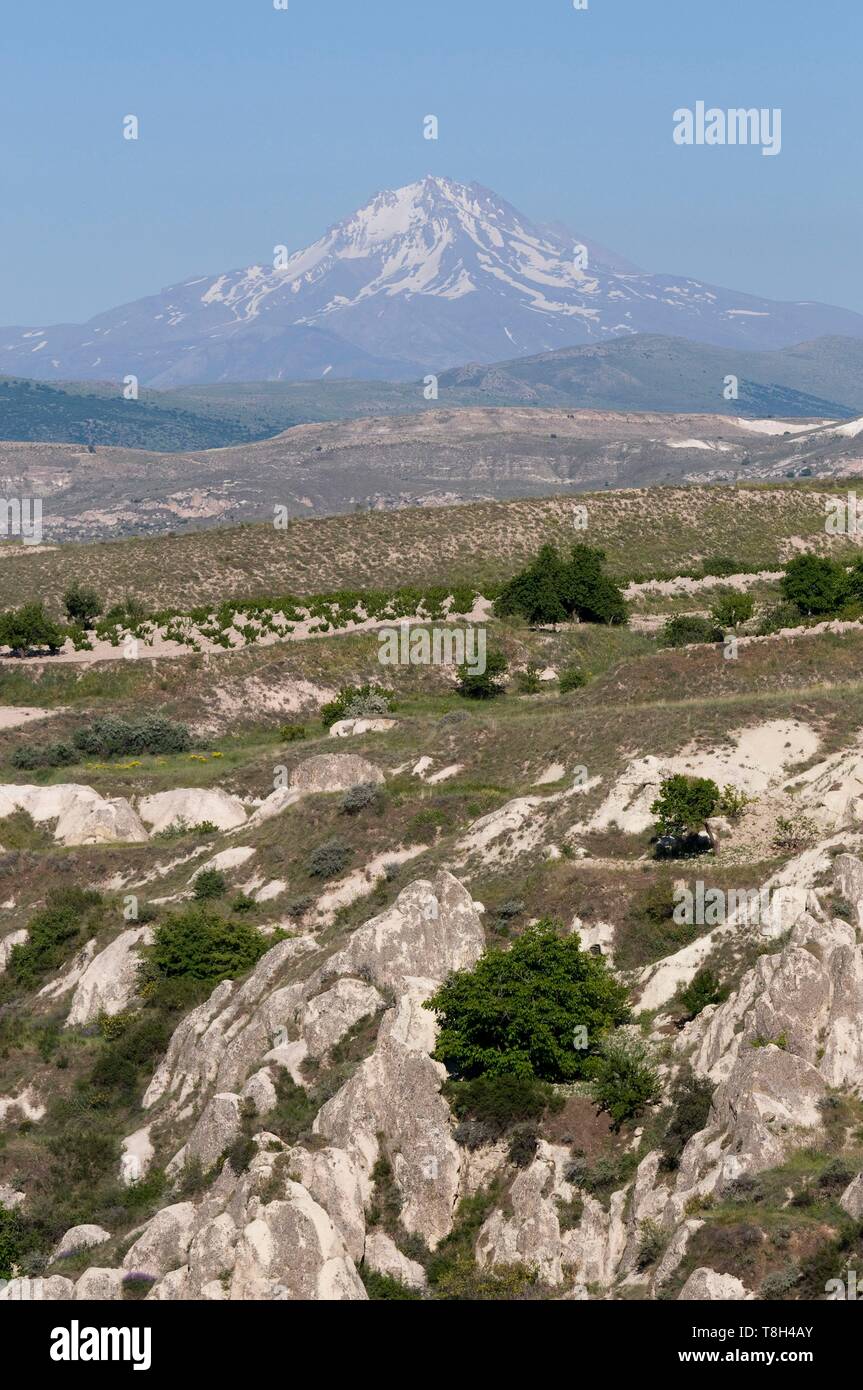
[0,784,147,846]
[679,1267,754,1300]
[66,926,153,1026]
[289,754,385,794]
[51,1224,111,1263]
[364,1231,427,1290]
[138,788,247,835]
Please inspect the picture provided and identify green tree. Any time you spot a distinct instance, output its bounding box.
[0,602,65,655]
[711,591,754,629]
[781,555,848,616]
[456,646,508,699]
[660,615,723,647]
[63,582,103,627]
[651,774,719,837]
[424,920,631,1082]
[495,543,627,627]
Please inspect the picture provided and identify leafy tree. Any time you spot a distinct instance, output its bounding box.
[781,555,848,616]
[424,920,630,1082]
[710,591,754,628]
[455,646,508,699]
[651,774,719,837]
[495,543,627,627]
[590,1033,661,1129]
[63,582,103,627]
[145,906,267,986]
[0,602,65,655]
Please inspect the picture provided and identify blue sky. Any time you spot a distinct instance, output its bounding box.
[2,0,860,324]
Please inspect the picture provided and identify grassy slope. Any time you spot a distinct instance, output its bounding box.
[0,480,855,613]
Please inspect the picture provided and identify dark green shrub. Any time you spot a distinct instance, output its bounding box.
[360,1267,422,1300]
[446,1073,557,1142]
[73,714,191,758]
[507,1123,539,1168]
[0,602,65,655]
[660,615,723,647]
[145,907,267,987]
[10,740,77,771]
[661,1072,714,1169]
[781,555,848,616]
[280,723,306,742]
[7,888,102,989]
[590,1034,661,1130]
[678,968,728,1019]
[193,869,227,901]
[455,647,508,699]
[711,591,754,628]
[63,583,102,627]
[341,782,383,815]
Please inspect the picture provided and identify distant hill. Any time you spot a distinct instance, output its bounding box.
[436,335,863,416]
[0,376,272,451]
[3,335,861,455]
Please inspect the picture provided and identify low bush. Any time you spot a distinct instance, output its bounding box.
[306,838,351,879]
[558,665,587,694]
[73,714,191,758]
[193,869,227,901]
[341,782,383,815]
[660,615,722,647]
[590,1033,661,1130]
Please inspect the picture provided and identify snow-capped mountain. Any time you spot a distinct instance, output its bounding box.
[4,176,863,387]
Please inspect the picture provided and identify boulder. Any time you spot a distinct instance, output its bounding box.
[52,1224,111,1263]
[122,1203,198,1278]
[74,1268,125,1301]
[679,1267,754,1300]
[840,1172,863,1221]
[364,1231,427,1291]
[229,1185,366,1301]
[289,754,385,794]
[66,926,154,1026]
[138,788,247,835]
[329,719,396,738]
[55,796,148,847]
[167,1093,243,1177]
[314,981,462,1248]
[300,978,385,1057]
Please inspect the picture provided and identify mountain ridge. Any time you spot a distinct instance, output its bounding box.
[4,176,863,387]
